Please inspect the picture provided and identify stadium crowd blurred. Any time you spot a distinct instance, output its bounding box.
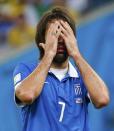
[0,0,113,49]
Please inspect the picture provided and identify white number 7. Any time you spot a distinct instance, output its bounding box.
[58,101,65,122]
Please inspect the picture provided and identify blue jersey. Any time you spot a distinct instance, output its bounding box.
[13,61,90,131]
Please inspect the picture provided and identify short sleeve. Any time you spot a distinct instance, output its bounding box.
[13,63,31,107]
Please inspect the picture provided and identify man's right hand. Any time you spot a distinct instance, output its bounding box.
[39,21,62,58]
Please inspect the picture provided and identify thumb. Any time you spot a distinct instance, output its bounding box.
[39,43,45,50]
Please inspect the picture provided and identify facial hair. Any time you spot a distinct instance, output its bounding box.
[53,51,68,64]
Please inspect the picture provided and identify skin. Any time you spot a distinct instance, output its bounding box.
[15,20,110,108]
[59,20,110,108]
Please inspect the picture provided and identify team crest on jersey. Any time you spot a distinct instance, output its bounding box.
[74,84,83,103]
[74,83,82,96]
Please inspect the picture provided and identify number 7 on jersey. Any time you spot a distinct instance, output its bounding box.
[58,101,65,122]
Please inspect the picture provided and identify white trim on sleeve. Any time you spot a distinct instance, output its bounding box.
[14,82,22,90]
[14,73,21,85]
[87,93,92,103]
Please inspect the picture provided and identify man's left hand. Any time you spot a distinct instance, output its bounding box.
[59,20,81,59]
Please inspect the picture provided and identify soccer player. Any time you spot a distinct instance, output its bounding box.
[13,7,109,131]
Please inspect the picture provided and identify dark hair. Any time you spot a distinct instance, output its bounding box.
[35,6,76,59]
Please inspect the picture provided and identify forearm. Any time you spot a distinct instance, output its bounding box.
[73,54,109,108]
[57,20,109,108]
[15,21,63,104]
[15,53,53,104]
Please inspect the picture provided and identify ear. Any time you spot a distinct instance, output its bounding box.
[39,43,45,50]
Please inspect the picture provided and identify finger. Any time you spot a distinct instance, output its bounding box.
[56,27,62,38]
[49,22,61,37]
[47,23,54,34]
[60,31,67,41]
[59,24,68,36]
[52,21,60,33]
[54,21,65,38]
[46,23,54,38]
[60,20,72,34]
[39,43,45,50]
[47,23,57,37]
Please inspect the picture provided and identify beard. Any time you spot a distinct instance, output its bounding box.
[53,51,68,64]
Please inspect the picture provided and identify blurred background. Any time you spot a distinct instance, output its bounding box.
[0,0,114,131]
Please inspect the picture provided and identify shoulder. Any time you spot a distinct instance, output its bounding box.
[14,61,37,72]
[13,61,38,83]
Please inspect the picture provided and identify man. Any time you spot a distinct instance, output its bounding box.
[13,7,109,131]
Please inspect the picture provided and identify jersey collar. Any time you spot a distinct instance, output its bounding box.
[68,62,79,78]
[49,61,79,78]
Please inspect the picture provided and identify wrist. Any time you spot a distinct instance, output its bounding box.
[71,48,81,58]
[43,52,54,61]
[72,51,82,61]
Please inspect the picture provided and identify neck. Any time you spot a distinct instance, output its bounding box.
[51,59,69,69]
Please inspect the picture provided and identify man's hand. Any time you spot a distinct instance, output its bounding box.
[39,21,62,58]
[15,22,64,105]
[59,21,109,108]
[59,20,81,59]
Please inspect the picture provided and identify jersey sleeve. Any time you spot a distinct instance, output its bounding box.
[13,63,31,107]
